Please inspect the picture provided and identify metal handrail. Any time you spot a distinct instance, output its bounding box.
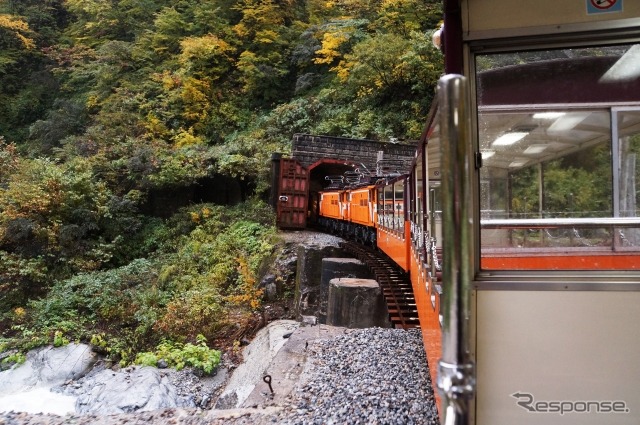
[437,74,475,425]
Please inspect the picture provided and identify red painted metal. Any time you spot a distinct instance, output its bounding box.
[276,158,309,229]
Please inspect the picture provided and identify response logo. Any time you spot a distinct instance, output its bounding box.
[511,392,630,415]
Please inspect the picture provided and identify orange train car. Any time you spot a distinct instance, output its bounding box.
[318,175,378,245]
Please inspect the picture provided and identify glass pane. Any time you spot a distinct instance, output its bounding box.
[476,43,640,270]
[429,181,442,248]
[377,188,384,226]
[384,185,394,228]
[415,160,424,247]
[394,181,404,231]
[618,110,640,247]
[480,110,612,220]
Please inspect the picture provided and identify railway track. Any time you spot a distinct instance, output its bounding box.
[340,241,421,330]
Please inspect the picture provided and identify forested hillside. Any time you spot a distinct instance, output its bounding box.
[0,0,443,366]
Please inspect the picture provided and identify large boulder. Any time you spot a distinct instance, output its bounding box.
[318,258,373,324]
[68,365,195,414]
[0,344,97,396]
[293,242,349,321]
[326,278,390,328]
[215,320,300,409]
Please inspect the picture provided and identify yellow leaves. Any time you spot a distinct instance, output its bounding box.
[86,95,100,109]
[236,50,261,92]
[189,207,213,224]
[0,14,35,49]
[333,59,352,82]
[173,128,204,148]
[314,31,348,65]
[255,29,278,44]
[357,86,374,97]
[180,77,212,124]
[144,113,169,139]
[233,22,249,39]
[156,70,181,90]
[232,0,284,41]
[179,34,234,67]
[228,255,263,311]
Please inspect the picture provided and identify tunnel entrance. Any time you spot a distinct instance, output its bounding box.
[307,159,361,226]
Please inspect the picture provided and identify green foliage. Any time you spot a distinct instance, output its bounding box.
[0,154,133,308]
[16,258,163,355]
[511,143,613,218]
[1,351,26,366]
[53,330,69,347]
[135,335,221,374]
[2,200,278,362]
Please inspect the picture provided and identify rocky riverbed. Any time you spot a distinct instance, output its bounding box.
[0,327,440,425]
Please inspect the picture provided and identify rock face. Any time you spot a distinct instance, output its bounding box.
[0,344,224,416]
[0,344,97,396]
[293,243,348,321]
[215,320,300,409]
[66,366,195,414]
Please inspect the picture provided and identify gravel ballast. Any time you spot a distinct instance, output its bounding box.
[271,327,440,425]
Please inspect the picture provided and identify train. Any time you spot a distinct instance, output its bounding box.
[276,1,640,424]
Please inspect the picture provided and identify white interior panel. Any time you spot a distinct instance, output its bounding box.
[462,0,640,34]
[476,290,640,425]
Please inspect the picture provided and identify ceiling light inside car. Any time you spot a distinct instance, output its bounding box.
[492,132,528,146]
[523,144,548,154]
[509,160,528,168]
[532,112,566,119]
[547,112,591,133]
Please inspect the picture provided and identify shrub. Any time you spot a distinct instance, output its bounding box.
[134,334,221,374]
[19,258,165,355]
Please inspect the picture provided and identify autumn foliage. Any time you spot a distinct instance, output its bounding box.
[0,0,443,360]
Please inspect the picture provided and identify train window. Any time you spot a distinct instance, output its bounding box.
[476,43,640,270]
[429,181,442,246]
[394,181,404,232]
[413,157,424,248]
[616,109,640,247]
[384,185,394,228]
[377,187,384,227]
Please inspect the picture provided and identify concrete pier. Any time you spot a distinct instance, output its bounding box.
[318,258,372,324]
[326,278,390,328]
